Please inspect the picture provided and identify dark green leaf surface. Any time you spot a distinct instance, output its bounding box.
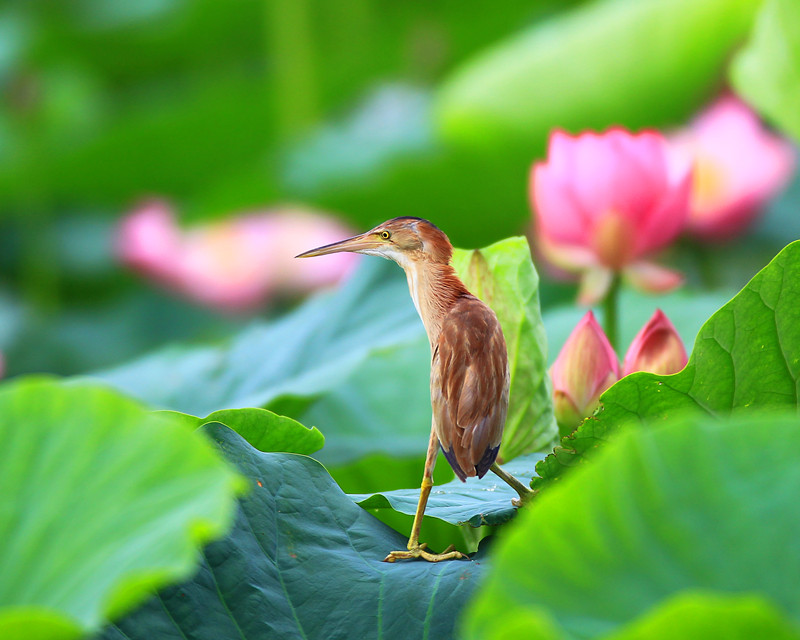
[732,0,800,142]
[464,413,800,639]
[98,423,488,640]
[452,238,557,460]
[436,0,761,148]
[352,454,545,528]
[532,240,800,491]
[163,407,325,455]
[0,379,242,640]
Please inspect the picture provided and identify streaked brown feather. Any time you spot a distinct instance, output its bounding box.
[431,295,509,479]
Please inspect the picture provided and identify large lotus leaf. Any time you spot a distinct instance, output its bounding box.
[0,378,243,640]
[464,412,800,639]
[452,237,557,460]
[732,0,800,142]
[436,0,761,148]
[162,407,325,455]
[532,240,800,491]
[92,258,433,466]
[97,423,488,640]
[352,453,545,528]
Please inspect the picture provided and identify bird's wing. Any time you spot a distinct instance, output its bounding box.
[431,295,509,480]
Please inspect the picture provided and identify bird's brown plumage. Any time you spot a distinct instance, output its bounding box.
[431,294,508,480]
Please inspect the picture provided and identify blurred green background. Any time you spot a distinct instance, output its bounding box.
[0,0,797,379]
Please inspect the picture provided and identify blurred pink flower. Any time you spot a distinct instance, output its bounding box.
[531,128,692,304]
[550,310,619,435]
[117,201,359,312]
[622,309,687,376]
[670,96,796,241]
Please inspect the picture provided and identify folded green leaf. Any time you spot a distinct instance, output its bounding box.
[453,237,557,460]
[161,407,325,455]
[533,239,800,491]
[464,412,800,639]
[352,453,545,528]
[436,0,761,148]
[0,378,243,640]
[731,0,800,142]
[98,423,489,640]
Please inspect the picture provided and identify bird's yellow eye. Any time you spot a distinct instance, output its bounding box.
[380,230,391,240]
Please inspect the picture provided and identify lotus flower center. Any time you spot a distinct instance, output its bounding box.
[593,211,636,269]
[692,154,728,217]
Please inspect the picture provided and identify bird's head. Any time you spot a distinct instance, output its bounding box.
[295,217,452,268]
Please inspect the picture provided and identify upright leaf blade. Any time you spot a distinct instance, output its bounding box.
[453,237,557,460]
[532,240,800,491]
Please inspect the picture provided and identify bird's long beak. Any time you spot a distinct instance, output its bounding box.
[295,232,381,258]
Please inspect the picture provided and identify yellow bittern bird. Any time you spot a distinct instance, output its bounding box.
[297,217,531,562]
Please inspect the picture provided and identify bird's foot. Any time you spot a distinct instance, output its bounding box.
[383,543,466,563]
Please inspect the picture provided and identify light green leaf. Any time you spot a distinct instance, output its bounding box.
[452,237,557,460]
[0,378,243,639]
[464,412,800,639]
[607,592,800,640]
[97,423,489,640]
[352,453,545,528]
[437,0,761,148]
[533,240,800,491]
[731,0,800,142]
[161,407,325,455]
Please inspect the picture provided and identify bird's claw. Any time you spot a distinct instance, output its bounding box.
[383,543,466,563]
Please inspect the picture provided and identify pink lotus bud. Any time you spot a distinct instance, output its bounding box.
[550,311,620,434]
[116,202,359,312]
[531,128,691,304]
[670,96,796,241]
[622,309,687,377]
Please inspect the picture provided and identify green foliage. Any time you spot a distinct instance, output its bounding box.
[436,0,761,149]
[97,423,488,640]
[732,0,800,142]
[464,412,800,639]
[0,378,243,640]
[352,453,544,528]
[532,239,800,491]
[452,237,558,460]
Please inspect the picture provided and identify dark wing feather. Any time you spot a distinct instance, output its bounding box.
[431,296,509,480]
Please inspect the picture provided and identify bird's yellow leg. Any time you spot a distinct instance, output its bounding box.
[383,428,466,563]
[490,461,535,507]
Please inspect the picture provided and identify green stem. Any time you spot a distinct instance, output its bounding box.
[265,0,320,143]
[603,274,621,350]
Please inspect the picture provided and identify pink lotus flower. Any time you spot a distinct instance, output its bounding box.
[531,128,692,304]
[550,311,619,435]
[117,201,359,312]
[622,309,688,376]
[670,96,796,240]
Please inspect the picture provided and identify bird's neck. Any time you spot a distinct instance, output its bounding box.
[403,261,469,345]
